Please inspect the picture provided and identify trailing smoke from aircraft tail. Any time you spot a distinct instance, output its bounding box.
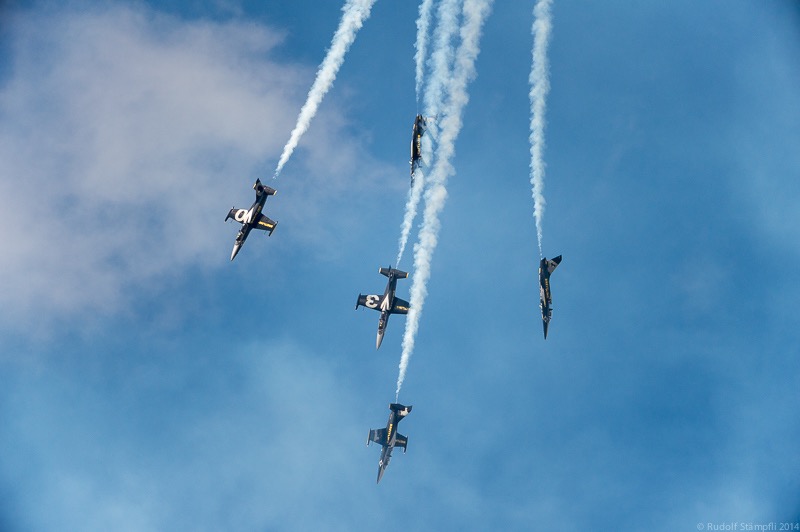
[273,0,377,178]
[396,168,425,266]
[528,0,553,257]
[395,0,460,266]
[425,0,461,120]
[397,0,436,265]
[414,0,435,105]
[396,0,494,399]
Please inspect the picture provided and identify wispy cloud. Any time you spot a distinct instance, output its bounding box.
[0,5,355,331]
[1,339,380,531]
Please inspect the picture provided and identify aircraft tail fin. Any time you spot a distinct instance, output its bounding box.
[379,267,409,279]
[389,403,412,417]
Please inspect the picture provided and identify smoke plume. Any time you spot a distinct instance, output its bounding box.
[396,0,494,398]
[528,0,553,257]
[273,0,377,177]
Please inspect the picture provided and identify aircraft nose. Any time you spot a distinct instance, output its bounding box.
[230,243,242,261]
[376,331,384,350]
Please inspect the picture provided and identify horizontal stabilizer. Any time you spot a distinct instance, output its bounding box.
[254,179,277,196]
[379,267,409,279]
[546,255,562,274]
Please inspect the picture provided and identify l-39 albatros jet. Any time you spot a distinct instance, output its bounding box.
[225,179,277,261]
[367,403,412,484]
[539,255,562,339]
[409,114,427,185]
[355,267,410,349]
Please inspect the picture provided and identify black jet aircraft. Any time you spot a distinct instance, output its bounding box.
[355,266,410,349]
[410,114,427,185]
[539,255,562,339]
[367,403,412,483]
[225,178,278,261]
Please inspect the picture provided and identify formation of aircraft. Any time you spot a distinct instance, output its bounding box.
[225,111,561,482]
[538,255,562,339]
[225,178,278,261]
[355,266,410,349]
[409,114,428,185]
[367,403,412,483]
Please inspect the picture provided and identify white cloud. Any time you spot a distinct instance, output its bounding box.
[0,4,388,331]
[1,339,385,531]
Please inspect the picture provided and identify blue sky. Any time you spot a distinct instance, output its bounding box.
[1,1,799,530]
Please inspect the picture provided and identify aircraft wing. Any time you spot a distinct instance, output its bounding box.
[225,207,240,222]
[368,428,388,446]
[391,297,410,315]
[394,433,408,451]
[252,213,277,234]
[356,294,383,311]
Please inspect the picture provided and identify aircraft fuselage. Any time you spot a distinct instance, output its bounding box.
[368,403,412,483]
[410,114,428,184]
[226,179,277,261]
[356,267,410,349]
[538,255,562,339]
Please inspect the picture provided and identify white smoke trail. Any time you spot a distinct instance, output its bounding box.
[528,0,553,257]
[395,0,460,265]
[396,0,493,398]
[396,168,425,266]
[425,0,461,119]
[414,0,435,105]
[273,0,377,177]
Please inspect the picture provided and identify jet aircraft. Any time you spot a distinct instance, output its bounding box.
[539,255,562,339]
[410,114,427,185]
[355,266,410,349]
[225,178,278,261]
[367,403,412,483]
